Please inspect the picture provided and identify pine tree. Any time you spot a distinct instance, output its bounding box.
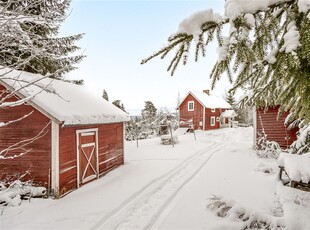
[102,89,109,101]
[141,101,157,121]
[112,100,126,112]
[142,1,310,124]
[0,0,84,78]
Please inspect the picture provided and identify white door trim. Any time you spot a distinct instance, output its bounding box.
[76,128,99,188]
[51,121,59,196]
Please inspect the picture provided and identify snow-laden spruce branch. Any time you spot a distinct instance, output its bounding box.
[0,0,84,160]
[142,0,310,124]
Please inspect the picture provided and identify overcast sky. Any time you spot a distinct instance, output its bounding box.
[60,0,230,115]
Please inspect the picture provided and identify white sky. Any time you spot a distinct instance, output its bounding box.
[60,0,231,115]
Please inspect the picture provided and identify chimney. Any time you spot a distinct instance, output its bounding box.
[203,89,210,95]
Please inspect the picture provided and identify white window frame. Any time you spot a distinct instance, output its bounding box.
[188,101,194,111]
[211,108,216,112]
[210,116,216,126]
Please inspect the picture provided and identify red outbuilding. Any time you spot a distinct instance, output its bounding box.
[178,90,234,130]
[0,68,130,198]
[254,105,298,149]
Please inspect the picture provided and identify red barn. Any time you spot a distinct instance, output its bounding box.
[254,106,298,149]
[0,68,130,198]
[178,90,233,130]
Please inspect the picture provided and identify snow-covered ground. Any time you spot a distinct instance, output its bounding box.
[1,127,309,229]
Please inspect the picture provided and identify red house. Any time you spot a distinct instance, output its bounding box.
[253,106,298,149]
[178,90,232,130]
[0,68,130,198]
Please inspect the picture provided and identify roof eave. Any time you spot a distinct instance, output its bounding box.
[0,79,62,124]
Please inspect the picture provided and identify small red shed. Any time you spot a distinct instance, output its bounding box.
[0,68,130,198]
[178,90,232,130]
[254,105,298,149]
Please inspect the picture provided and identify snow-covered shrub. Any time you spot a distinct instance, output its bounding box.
[289,123,310,155]
[256,132,283,159]
[208,195,285,229]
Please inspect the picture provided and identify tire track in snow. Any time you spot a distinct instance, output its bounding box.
[92,133,227,230]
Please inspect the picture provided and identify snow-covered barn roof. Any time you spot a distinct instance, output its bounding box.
[178,91,231,109]
[220,109,237,118]
[0,68,130,126]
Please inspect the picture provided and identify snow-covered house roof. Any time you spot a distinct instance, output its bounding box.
[220,109,237,118]
[0,68,130,126]
[179,91,231,109]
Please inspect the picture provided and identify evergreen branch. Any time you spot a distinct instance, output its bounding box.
[141,35,192,65]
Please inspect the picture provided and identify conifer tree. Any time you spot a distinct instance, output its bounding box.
[112,99,126,112]
[102,89,109,101]
[142,0,310,124]
[0,0,84,78]
[141,101,157,121]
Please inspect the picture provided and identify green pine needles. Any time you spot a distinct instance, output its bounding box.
[0,0,85,79]
[142,0,310,123]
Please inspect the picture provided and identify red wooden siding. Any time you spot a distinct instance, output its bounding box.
[98,123,124,176]
[204,108,222,130]
[179,94,204,130]
[58,123,124,197]
[256,106,298,149]
[0,85,51,186]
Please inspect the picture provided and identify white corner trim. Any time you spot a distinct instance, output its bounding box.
[51,121,60,195]
[203,107,205,130]
[253,106,257,149]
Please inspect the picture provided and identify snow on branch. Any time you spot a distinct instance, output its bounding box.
[280,21,301,53]
[0,111,33,128]
[176,9,224,42]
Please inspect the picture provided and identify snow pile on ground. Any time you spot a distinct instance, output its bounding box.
[278,152,310,183]
[0,180,46,207]
[276,183,310,230]
[208,194,285,229]
[1,128,310,229]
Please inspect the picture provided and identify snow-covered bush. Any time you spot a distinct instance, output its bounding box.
[256,132,283,159]
[289,123,310,155]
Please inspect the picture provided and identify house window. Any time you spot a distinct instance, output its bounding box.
[211,108,216,112]
[188,101,194,111]
[211,116,216,126]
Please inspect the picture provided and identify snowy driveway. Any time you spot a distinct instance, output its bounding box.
[93,132,229,229]
[3,127,308,230]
